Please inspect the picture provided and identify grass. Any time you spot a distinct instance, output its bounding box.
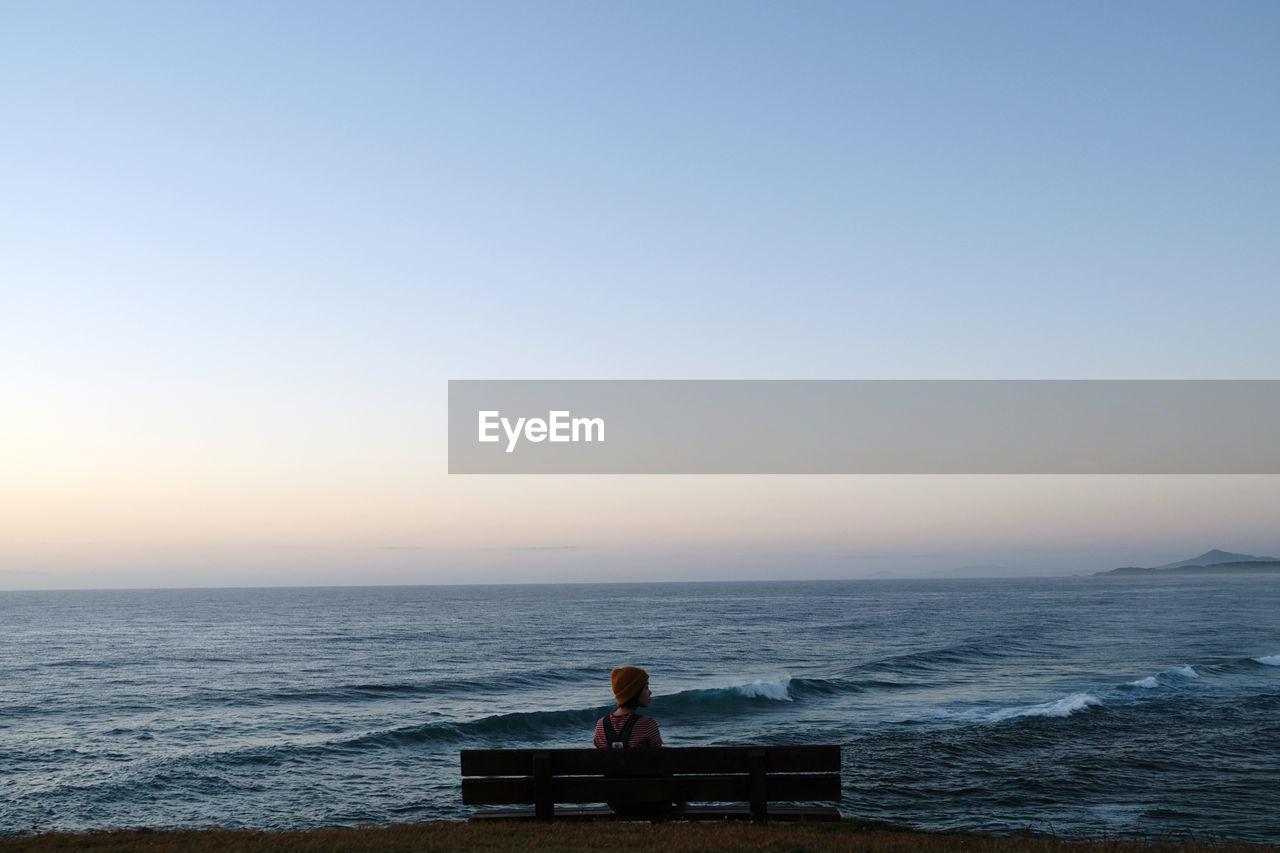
[0,820,1274,853]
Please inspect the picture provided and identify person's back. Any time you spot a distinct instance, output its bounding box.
[592,666,672,817]
[594,709,662,749]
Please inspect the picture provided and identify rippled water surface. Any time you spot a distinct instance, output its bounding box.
[2,576,1278,841]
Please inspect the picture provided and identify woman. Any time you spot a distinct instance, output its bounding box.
[593,666,662,749]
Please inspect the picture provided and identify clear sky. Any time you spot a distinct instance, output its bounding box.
[3,1,1278,588]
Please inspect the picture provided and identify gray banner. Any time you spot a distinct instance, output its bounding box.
[447,380,1280,474]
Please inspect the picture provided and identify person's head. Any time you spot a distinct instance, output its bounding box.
[611,666,650,709]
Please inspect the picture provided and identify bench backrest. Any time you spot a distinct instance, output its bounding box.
[462,745,841,821]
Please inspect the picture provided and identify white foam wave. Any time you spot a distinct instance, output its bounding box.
[1254,653,1280,666]
[1130,664,1200,688]
[734,679,792,701]
[919,692,1101,724]
[986,692,1101,722]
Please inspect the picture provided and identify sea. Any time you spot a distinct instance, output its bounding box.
[2,576,1278,842]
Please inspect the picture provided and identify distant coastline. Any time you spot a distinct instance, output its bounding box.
[1098,560,1280,576]
[1094,548,1280,577]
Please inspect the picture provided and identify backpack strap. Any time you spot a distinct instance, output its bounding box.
[618,714,640,746]
[602,714,641,748]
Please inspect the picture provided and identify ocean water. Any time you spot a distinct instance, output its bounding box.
[2,576,1278,841]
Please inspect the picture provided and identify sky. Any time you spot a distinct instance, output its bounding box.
[2,1,1278,589]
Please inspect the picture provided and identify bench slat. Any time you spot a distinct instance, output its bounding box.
[468,805,842,823]
[461,745,840,776]
[462,772,841,805]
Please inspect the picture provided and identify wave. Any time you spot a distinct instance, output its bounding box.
[198,709,605,765]
[862,644,999,674]
[661,675,914,707]
[915,692,1102,725]
[989,692,1102,721]
[855,635,1045,679]
[392,675,847,744]
[792,675,918,695]
[1129,664,1200,689]
[733,679,793,701]
[334,707,604,751]
[656,678,798,714]
[215,677,812,760]
[193,667,605,708]
[1253,653,1280,666]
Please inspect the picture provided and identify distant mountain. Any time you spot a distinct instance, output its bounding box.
[1098,549,1280,576]
[1154,549,1279,569]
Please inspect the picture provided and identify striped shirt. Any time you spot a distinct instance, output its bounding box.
[593,712,662,749]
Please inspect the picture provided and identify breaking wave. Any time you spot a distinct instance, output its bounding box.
[987,692,1102,721]
[915,692,1102,725]
[733,679,793,701]
[657,678,798,713]
[1129,664,1201,688]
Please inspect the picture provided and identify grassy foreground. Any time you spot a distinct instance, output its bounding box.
[0,821,1274,853]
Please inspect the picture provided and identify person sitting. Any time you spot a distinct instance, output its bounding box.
[592,666,674,818]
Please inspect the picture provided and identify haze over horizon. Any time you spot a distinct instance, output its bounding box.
[4,3,1279,590]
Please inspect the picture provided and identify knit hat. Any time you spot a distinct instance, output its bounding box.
[611,666,648,706]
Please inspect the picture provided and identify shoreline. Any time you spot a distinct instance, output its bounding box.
[2,821,1275,853]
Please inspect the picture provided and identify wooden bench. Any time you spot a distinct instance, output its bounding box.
[461,745,841,822]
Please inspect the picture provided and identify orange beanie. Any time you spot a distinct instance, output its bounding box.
[611,666,648,706]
